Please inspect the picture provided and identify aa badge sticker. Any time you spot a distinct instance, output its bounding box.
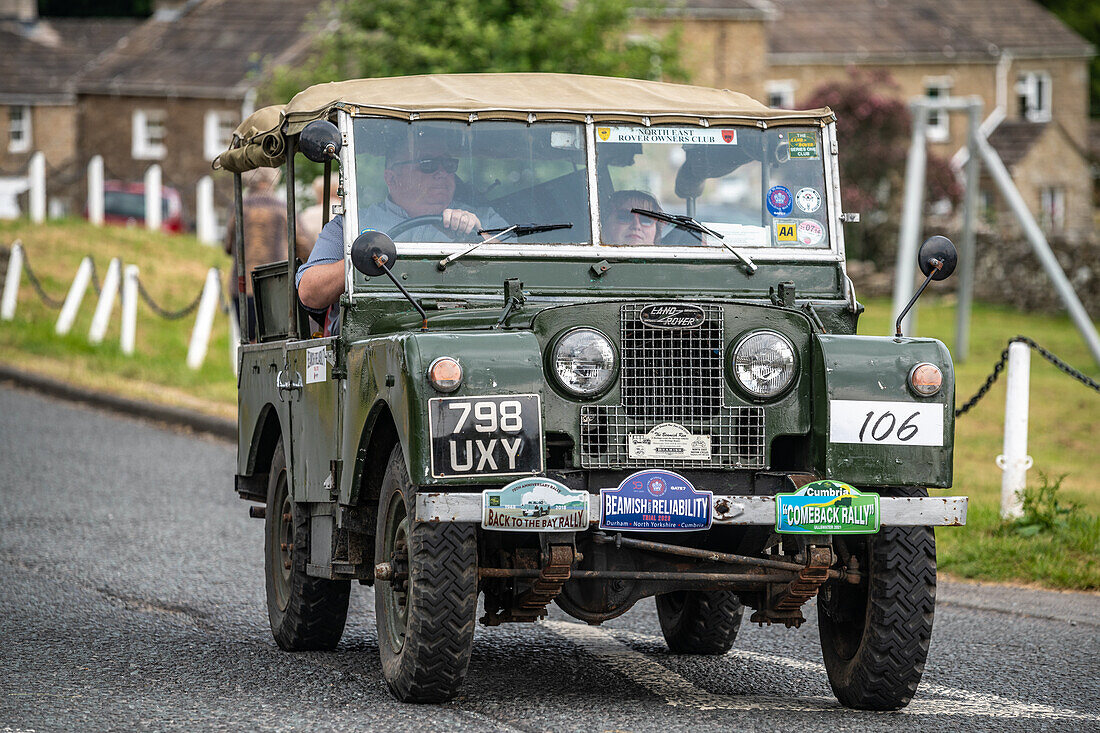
[482,477,589,532]
[775,480,880,534]
[599,469,712,531]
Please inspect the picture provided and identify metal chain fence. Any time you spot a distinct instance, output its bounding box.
[134,275,206,321]
[16,249,66,309]
[955,336,1100,417]
[8,246,211,321]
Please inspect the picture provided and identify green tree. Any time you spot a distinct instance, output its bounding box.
[264,0,684,105]
[1035,0,1100,117]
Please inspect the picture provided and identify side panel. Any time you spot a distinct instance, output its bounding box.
[812,334,955,487]
[237,343,290,476]
[287,336,340,503]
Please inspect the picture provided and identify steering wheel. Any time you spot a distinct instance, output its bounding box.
[386,214,479,242]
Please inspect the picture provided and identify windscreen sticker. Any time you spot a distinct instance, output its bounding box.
[305,346,327,384]
[785,131,819,159]
[797,219,825,245]
[766,185,793,217]
[774,220,798,243]
[595,126,737,145]
[796,187,822,213]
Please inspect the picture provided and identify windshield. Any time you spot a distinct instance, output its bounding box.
[595,125,829,248]
[352,118,590,245]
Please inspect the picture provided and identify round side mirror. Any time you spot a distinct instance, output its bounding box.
[351,230,398,277]
[918,235,958,281]
[299,120,342,163]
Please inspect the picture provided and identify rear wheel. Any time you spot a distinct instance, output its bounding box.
[656,590,743,654]
[818,511,936,710]
[375,445,478,702]
[264,440,350,650]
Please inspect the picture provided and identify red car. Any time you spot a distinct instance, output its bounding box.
[94,180,185,233]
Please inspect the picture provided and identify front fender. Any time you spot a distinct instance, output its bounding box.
[812,334,955,487]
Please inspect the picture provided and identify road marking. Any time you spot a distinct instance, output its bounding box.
[544,621,1100,720]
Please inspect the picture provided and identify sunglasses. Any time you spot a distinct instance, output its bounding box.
[612,210,657,226]
[392,156,460,174]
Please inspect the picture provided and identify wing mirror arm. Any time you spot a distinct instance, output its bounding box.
[350,230,428,330]
[894,235,958,338]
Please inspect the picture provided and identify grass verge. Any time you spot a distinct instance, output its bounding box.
[2,220,1098,588]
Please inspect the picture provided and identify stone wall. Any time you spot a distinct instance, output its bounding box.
[848,231,1100,319]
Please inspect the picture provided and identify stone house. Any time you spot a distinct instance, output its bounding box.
[73,0,321,229]
[643,0,1096,241]
[0,0,138,216]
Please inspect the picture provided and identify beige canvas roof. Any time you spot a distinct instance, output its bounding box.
[215,73,834,172]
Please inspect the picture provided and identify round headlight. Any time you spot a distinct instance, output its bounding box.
[551,328,616,397]
[908,362,943,397]
[732,331,797,399]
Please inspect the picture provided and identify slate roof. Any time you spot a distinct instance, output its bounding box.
[0,18,138,103]
[987,121,1048,169]
[681,0,1095,63]
[658,0,774,19]
[77,0,321,99]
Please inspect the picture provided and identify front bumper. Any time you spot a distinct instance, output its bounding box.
[416,493,968,526]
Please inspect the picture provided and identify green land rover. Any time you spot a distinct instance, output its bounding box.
[216,73,967,708]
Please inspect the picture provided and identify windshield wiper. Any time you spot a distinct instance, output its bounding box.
[481,222,573,238]
[438,222,573,270]
[631,208,757,275]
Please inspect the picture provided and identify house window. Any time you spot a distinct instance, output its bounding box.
[132,109,166,160]
[203,110,238,160]
[1039,186,1065,232]
[923,78,952,142]
[1016,71,1052,122]
[765,80,796,109]
[8,105,31,153]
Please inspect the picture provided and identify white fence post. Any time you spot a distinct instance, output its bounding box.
[196,176,218,245]
[2,241,24,320]
[121,264,139,355]
[56,256,94,335]
[29,152,46,224]
[186,267,221,370]
[88,156,104,226]
[144,164,162,231]
[996,342,1032,519]
[88,257,120,344]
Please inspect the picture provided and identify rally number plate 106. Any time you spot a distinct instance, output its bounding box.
[428,394,543,478]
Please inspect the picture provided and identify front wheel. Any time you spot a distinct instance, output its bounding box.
[818,521,936,710]
[375,445,478,702]
[656,590,743,654]
[264,439,350,650]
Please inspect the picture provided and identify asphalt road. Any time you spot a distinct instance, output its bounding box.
[2,384,1098,732]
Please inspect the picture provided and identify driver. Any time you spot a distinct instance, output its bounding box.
[296,137,504,313]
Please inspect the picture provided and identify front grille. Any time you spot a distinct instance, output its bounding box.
[579,303,766,470]
[620,303,724,418]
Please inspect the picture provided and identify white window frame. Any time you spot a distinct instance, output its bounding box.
[764,80,796,110]
[1039,186,1065,232]
[1016,71,1052,123]
[132,109,167,160]
[923,77,953,143]
[8,105,31,153]
[203,110,237,160]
